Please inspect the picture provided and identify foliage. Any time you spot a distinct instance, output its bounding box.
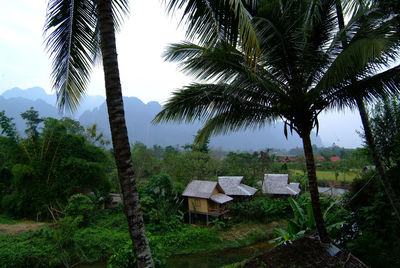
[154,225,220,255]
[161,150,217,183]
[338,170,400,267]
[229,197,291,222]
[107,234,166,268]
[0,111,17,140]
[64,194,95,225]
[369,97,400,167]
[20,107,43,139]
[131,142,160,178]
[0,113,111,218]
[140,174,184,232]
[271,197,346,245]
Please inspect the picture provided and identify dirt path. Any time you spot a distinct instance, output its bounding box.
[0,221,46,235]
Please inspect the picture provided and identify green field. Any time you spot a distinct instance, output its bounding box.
[290,169,360,182]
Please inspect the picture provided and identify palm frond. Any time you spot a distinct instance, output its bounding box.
[328,64,400,109]
[111,0,130,31]
[44,0,98,112]
[44,0,129,112]
[194,106,279,146]
[164,0,259,60]
[154,82,280,124]
[317,33,396,94]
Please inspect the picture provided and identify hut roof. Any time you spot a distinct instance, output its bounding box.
[329,156,341,162]
[262,174,301,195]
[210,193,233,204]
[182,180,218,199]
[218,176,258,196]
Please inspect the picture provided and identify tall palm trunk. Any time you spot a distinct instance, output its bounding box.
[301,133,330,243]
[335,0,400,222]
[96,0,154,267]
[356,97,400,221]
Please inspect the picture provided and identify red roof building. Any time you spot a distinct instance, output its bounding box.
[329,156,341,162]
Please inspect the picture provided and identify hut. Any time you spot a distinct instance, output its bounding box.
[105,193,122,209]
[218,176,258,201]
[182,180,233,224]
[262,174,301,196]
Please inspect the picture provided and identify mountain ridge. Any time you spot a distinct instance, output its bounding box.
[0,87,323,150]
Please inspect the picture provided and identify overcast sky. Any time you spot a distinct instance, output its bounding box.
[0,0,363,148]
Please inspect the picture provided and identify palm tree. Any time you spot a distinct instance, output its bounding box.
[335,0,400,221]
[44,0,153,266]
[155,0,400,243]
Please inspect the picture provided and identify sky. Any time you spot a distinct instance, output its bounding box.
[0,0,363,148]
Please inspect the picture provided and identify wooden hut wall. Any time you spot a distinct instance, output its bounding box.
[188,197,209,213]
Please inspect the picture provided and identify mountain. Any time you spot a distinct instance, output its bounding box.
[1,87,323,150]
[1,87,105,117]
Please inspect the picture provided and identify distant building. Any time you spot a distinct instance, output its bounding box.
[105,193,122,209]
[275,156,297,163]
[262,174,301,196]
[315,155,326,162]
[218,176,258,201]
[182,180,233,224]
[329,156,341,162]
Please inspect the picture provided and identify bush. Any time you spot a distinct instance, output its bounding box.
[107,234,166,268]
[229,197,291,222]
[65,194,94,225]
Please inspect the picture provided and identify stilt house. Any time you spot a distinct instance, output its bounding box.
[182,180,233,223]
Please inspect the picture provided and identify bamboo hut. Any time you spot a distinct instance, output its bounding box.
[182,180,233,224]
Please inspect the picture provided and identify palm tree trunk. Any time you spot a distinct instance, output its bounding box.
[301,133,330,243]
[96,0,154,267]
[356,97,400,221]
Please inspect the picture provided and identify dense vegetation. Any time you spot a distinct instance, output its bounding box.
[0,102,398,267]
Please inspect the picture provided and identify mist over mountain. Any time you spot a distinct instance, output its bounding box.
[0,87,323,150]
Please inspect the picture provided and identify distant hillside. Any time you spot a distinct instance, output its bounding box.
[2,87,104,117]
[0,87,323,150]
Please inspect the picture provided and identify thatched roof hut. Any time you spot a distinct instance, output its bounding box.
[218,176,258,197]
[182,180,233,220]
[262,174,300,196]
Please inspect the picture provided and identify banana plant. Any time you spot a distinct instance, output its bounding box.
[271,197,345,245]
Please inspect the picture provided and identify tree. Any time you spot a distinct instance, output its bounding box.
[335,0,400,222]
[21,107,43,140]
[43,0,153,266]
[0,111,17,140]
[155,0,400,242]
[370,97,400,167]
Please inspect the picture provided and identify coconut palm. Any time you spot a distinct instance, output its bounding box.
[155,0,400,242]
[43,0,153,266]
[335,0,400,221]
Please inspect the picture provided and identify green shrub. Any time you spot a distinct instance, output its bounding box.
[107,234,166,268]
[65,194,94,225]
[229,197,291,222]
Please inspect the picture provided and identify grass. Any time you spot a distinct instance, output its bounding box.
[0,214,21,224]
[0,209,284,267]
[290,169,360,182]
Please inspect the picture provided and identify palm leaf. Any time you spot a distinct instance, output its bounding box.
[328,64,400,109]
[44,0,98,112]
[164,0,259,61]
[44,0,129,112]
